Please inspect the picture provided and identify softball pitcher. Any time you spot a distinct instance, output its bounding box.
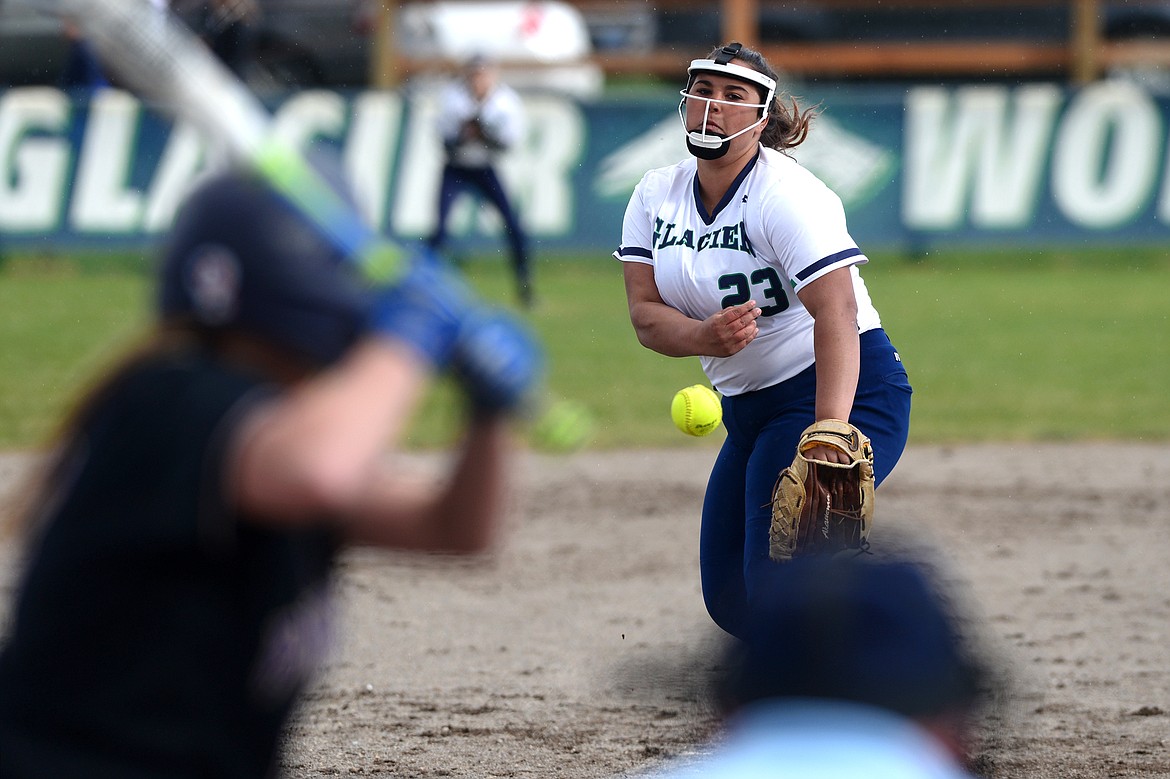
[614,42,912,638]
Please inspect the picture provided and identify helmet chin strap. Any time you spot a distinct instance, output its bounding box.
[687,136,731,160]
[678,96,768,160]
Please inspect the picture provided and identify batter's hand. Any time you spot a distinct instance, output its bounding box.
[705,300,761,356]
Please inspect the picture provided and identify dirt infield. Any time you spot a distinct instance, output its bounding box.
[1,443,1168,778]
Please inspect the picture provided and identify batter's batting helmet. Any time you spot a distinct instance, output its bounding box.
[159,168,372,365]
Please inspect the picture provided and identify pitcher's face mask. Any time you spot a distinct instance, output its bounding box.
[678,44,777,160]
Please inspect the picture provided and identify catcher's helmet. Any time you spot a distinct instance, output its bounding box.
[158,168,371,365]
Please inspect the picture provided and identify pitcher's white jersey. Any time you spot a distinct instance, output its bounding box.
[614,147,881,396]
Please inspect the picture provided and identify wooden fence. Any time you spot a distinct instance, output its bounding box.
[372,0,1170,87]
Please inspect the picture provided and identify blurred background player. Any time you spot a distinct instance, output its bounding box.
[0,163,541,778]
[642,554,990,779]
[613,42,912,638]
[59,17,109,90]
[428,54,534,308]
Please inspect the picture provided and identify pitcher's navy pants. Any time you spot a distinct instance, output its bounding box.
[700,328,913,638]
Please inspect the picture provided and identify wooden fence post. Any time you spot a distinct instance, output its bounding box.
[722,0,759,48]
[1071,0,1102,84]
[370,0,399,89]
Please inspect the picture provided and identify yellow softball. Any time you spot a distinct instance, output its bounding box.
[670,384,722,437]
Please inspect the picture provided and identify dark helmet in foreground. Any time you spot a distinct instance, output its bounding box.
[718,555,986,719]
[159,169,372,365]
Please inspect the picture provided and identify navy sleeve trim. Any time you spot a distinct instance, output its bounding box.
[618,246,653,259]
[795,247,863,281]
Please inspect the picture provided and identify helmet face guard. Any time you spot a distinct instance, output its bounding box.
[678,43,777,160]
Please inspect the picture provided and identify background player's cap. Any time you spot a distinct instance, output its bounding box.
[158,165,372,366]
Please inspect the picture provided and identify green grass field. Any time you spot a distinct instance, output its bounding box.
[1,248,1167,450]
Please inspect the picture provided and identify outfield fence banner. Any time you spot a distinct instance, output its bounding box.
[4,81,1170,255]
